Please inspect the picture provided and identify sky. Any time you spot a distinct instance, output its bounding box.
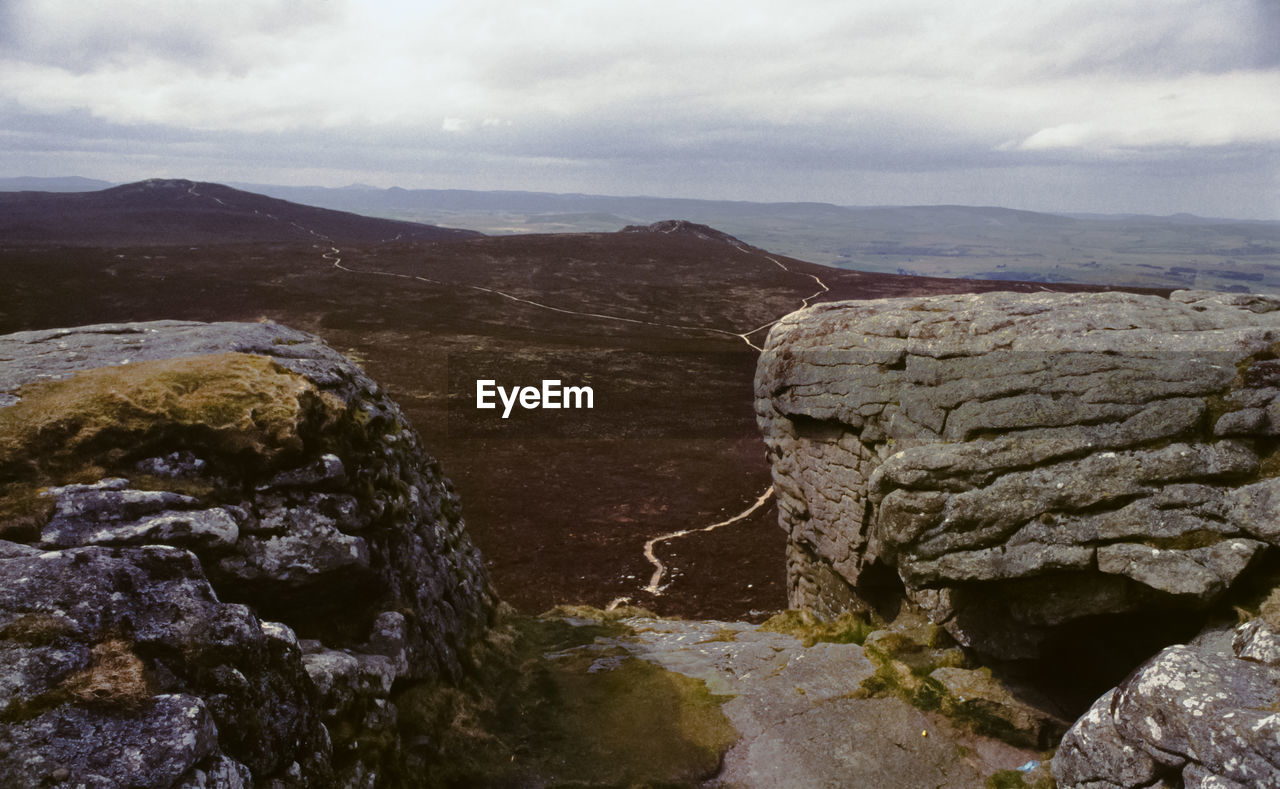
[1,0,1277,218]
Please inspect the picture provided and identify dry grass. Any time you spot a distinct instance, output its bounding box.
[63,638,151,706]
[0,352,329,482]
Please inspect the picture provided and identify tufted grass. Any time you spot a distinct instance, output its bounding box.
[0,636,153,723]
[759,609,876,647]
[1260,588,1280,629]
[0,352,333,487]
[63,638,152,705]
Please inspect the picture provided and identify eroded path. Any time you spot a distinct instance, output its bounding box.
[729,240,831,351]
[638,485,776,596]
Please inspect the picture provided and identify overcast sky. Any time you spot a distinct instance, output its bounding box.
[2,0,1277,218]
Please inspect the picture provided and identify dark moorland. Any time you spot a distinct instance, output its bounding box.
[0,180,1169,619]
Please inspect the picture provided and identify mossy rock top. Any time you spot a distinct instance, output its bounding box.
[1,352,333,484]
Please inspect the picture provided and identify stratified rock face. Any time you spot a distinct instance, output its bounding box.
[755,290,1280,658]
[0,321,497,787]
[1052,619,1280,788]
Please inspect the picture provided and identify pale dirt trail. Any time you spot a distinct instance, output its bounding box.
[639,485,777,595]
[327,245,782,347]
[728,240,831,350]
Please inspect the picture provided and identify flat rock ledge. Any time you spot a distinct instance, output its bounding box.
[755,290,1280,658]
[575,616,1050,789]
[1053,617,1280,788]
[0,321,497,787]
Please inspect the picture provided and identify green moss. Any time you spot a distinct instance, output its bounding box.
[0,353,330,486]
[0,689,66,724]
[857,646,920,701]
[701,627,740,644]
[1258,442,1280,480]
[985,769,1051,789]
[760,609,875,647]
[395,611,737,787]
[0,483,54,542]
[128,474,219,501]
[542,603,659,626]
[858,647,1041,748]
[1203,392,1234,436]
[532,650,736,784]
[1260,588,1280,629]
[0,612,77,646]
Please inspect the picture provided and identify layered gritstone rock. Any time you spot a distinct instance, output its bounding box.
[755,290,1280,658]
[0,321,497,787]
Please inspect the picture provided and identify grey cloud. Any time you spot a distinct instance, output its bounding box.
[0,0,1274,220]
[1017,0,1279,77]
[4,0,340,73]
[1250,0,1280,68]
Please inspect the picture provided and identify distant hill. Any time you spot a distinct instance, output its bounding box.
[8,177,1278,292]
[0,179,481,245]
[231,182,1280,293]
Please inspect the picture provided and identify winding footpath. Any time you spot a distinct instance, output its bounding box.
[187,183,825,604]
[640,485,777,595]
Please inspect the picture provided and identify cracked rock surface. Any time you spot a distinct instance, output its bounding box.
[1053,618,1280,788]
[0,320,496,787]
[755,290,1280,658]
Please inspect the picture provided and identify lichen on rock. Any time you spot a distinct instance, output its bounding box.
[1052,616,1280,787]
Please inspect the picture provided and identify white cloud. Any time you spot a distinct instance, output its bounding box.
[0,0,1276,215]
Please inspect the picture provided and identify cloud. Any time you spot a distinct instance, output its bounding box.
[0,0,1276,216]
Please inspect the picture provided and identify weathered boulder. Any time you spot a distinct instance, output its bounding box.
[1052,618,1280,788]
[755,290,1280,657]
[0,544,327,787]
[0,321,497,787]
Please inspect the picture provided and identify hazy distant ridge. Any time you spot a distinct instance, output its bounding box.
[3,178,1277,292]
[226,182,1280,294]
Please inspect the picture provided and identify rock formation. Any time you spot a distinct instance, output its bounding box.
[0,321,496,787]
[755,290,1280,658]
[1052,616,1280,787]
